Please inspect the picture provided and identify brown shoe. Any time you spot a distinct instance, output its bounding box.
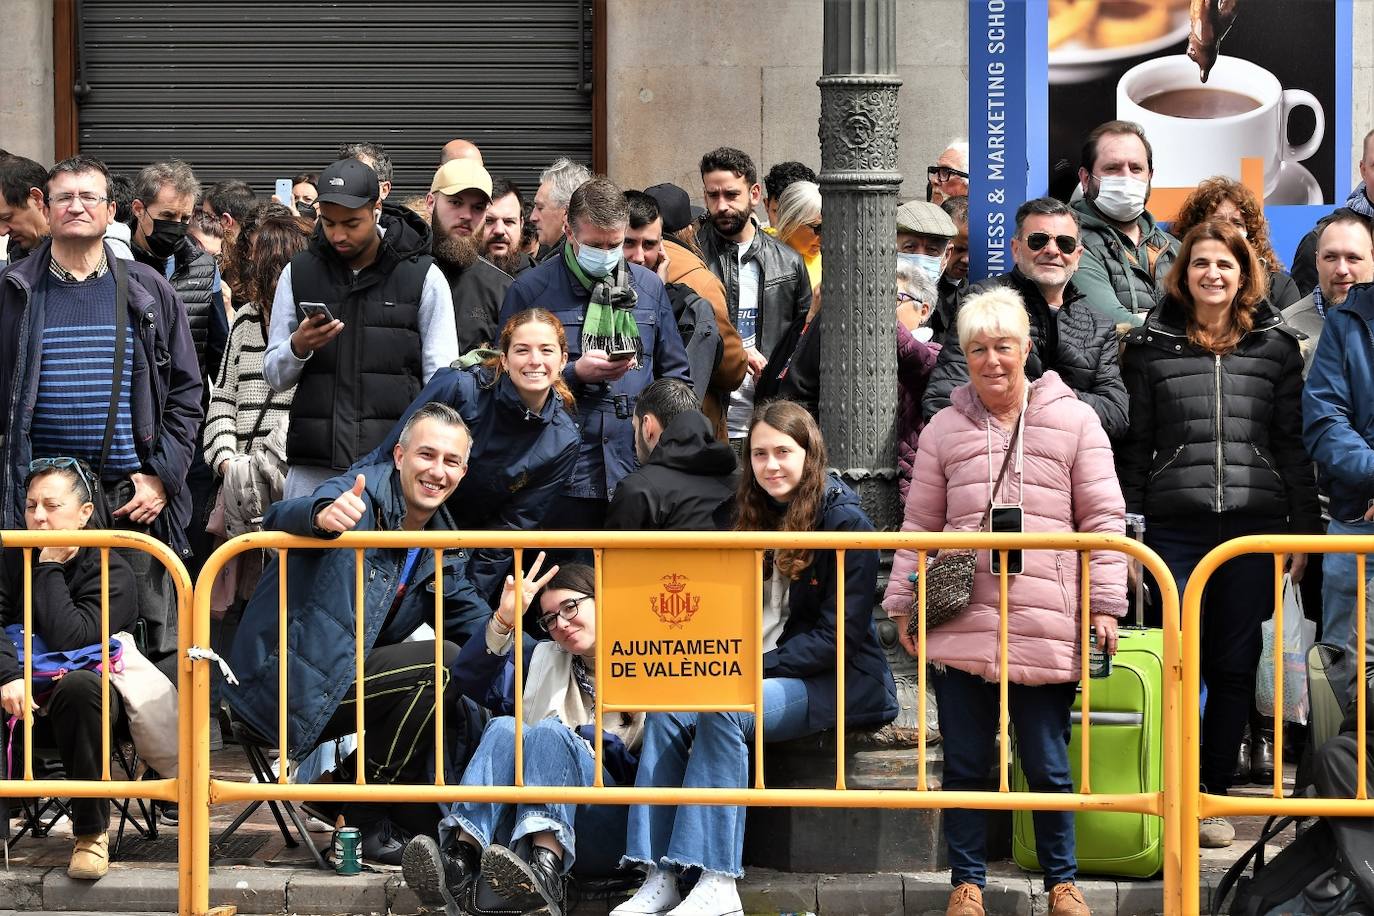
[946,882,985,916]
[1048,881,1091,916]
[68,832,109,880]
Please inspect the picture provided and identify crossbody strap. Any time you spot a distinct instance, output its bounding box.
[97,257,130,481]
[977,418,1022,533]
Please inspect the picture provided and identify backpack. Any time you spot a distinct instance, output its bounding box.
[3,624,124,702]
[664,281,721,403]
[1215,815,1371,915]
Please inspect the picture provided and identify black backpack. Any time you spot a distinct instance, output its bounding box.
[1215,814,1373,915]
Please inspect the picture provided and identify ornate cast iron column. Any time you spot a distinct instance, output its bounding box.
[818,0,903,531]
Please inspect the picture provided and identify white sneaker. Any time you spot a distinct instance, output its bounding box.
[612,866,682,915]
[666,871,743,916]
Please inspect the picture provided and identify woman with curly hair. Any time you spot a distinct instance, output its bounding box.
[1169,176,1301,309]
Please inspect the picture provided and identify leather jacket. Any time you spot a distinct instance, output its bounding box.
[695,218,811,357]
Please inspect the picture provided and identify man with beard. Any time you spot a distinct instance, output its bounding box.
[478,178,534,276]
[424,158,513,353]
[1070,120,1179,325]
[264,158,458,499]
[693,147,810,451]
[923,197,1127,440]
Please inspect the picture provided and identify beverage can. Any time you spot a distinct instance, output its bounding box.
[1088,631,1112,679]
[334,826,362,875]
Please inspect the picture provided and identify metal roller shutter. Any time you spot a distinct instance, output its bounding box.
[74,0,594,198]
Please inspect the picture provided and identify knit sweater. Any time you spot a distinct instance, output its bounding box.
[204,304,296,474]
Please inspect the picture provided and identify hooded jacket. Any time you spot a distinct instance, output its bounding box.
[1118,296,1321,531]
[605,410,738,530]
[431,238,514,355]
[922,268,1129,439]
[0,241,204,554]
[285,204,436,470]
[225,461,488,757]
[883,372,1128,686]
[1303,283,1374,523]
[497,253,691,501]
[1070,198,1179,325]
[354,363,579,612]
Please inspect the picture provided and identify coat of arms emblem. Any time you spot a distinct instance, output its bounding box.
[650,573,700,629]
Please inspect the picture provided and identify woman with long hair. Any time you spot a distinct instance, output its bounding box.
[1117,221,1320,849]
[612,401,897,916]
[354,308,580,635]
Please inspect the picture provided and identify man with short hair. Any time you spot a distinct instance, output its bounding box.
[498,176,690,532]
[1071,120,1179,324]
[478,178,533,276]
[425,158,514,353]
[0,154,203,668]
[1292,129,1374,296]
[924,197,1128,440]
[528,158,593,256]
[264,158,458,499]
[103,173,137,261]
[606,378,737,530]
[0,154,50,262]
[624,190,744,439]
[200,179,258,249]
[927,139,970,204]
[694,147,811,448]
[226,402,484,860]
[440,138,483,165]
[1285,209,1374,376]
[339,141,395,201]
[937,194,970,334]
[762,160,817,227]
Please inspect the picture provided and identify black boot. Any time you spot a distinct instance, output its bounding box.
[1234,724,1252,785]
[471,843,565,916]
[402,834,479,915]
[1251,717,1275,784]
[360,817,411,866]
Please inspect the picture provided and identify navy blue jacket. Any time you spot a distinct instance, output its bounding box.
[764,474,899,733]
[498,257,690,500]
[1304,283,1374,522]
[355,364,579,614]
[451,631,638,784]
[0,241,204,555]
[225,461,488,758]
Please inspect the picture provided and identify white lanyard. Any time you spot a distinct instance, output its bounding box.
[986,391,1027,507]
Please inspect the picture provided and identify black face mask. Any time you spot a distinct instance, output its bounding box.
[142,215,187,259]
[296,202,317,220]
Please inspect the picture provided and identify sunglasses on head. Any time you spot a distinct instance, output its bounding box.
[28,456,97,500]
[1024,232,1078,254]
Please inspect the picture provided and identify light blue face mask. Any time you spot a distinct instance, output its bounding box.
[575,240,623,278]
[898,251,943,284]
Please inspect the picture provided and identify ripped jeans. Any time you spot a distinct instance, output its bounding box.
[621,677,812,877]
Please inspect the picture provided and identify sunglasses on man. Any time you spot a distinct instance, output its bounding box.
[1023,232,1078,254]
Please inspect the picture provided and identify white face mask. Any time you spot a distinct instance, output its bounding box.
[1091,175,1149,223]
[898,251,943,284]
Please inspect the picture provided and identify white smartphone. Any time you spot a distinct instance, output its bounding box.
[275,178,295,208]
[298,301,335,323]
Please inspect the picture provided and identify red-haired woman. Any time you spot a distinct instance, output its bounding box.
[355,308,581,639]
[613,400,897,916]
[1117,221,1320,849]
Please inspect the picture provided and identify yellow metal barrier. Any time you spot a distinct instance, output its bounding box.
[190,529,1182,916]
[1180,534,1374,915]
[0,530,193,912]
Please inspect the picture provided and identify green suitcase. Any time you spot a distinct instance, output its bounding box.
[1011,625,1165,878]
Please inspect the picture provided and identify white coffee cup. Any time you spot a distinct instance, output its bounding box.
[1116,55,1324,196]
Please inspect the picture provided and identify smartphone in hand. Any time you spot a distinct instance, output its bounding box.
[298,301,335,323]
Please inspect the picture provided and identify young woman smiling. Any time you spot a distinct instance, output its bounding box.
[1117,221,1320,850]
[612,400,897,916]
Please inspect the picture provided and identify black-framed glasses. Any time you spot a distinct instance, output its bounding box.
[1024,232,1078,254]
[807,222,822,235]
[538,594,591,632]
[28,457,97,501]
[927,166,969,182]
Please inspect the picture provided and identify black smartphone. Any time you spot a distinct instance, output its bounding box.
[989,505,1024,576]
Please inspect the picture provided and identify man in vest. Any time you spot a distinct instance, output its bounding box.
[264,158,459,499]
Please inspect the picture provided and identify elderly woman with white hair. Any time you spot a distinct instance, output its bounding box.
[771,179,822,291]
[881,286,1127,916]
[895,258,942,504]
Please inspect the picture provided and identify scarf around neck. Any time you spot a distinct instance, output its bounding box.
[565,243,642,358]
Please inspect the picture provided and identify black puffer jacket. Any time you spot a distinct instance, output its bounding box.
[1117,296,1321,530]
[922,269,1128,439]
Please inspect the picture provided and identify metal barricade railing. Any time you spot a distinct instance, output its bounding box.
[190,529,1182,916]
[0,530,193,912]
[1181,534,1374,915]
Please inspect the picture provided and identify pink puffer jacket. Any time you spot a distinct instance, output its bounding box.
[881,371,1127,685]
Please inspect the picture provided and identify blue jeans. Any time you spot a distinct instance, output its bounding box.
[1323,518,1374,702]
[1147,512,1281,793]
[440,717,627,876]
[933,667,1078,891]
[622,677,812,877]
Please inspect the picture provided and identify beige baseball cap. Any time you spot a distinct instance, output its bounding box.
[430,159,493,198]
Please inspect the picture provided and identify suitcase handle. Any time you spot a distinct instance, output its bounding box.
[1070,711,1143,726]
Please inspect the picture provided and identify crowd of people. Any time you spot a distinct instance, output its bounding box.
[0,118,1372,916]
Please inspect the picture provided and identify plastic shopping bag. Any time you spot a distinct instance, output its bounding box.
[1256,574,1316,724]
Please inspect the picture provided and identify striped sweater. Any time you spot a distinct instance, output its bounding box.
[204,304,296,474]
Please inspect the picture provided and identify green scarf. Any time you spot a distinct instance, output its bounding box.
[565,243,641,358]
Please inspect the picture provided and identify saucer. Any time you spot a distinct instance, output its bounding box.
[1265,161,1323,206]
